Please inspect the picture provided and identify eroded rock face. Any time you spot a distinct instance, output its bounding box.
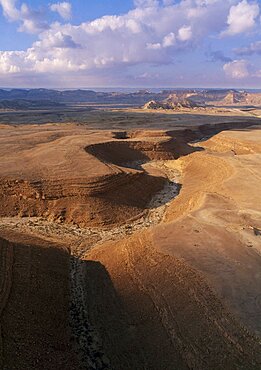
[0,122,256,227]
[0,169,165,227]
[0,126,187,227]
[81,126,261,370]
[143,91,261,110]
[209,91,261,106]
[143,94,201,110]
[143,100,163,109]
[0,121,261,370]
[164,93,200,108]
[0,119,209,228]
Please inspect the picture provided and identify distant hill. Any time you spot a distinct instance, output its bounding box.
[0,88,170,105]
[143,92,202,110]
[143,89,261,110]
[189,90,261,107]
[143,99,200,110]
[0,88,260,108]
[0,99,65,110]
[163,93,200,108]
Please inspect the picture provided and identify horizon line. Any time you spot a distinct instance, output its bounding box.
[0,86,261,91]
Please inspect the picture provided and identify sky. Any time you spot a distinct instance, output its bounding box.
[0,0,260,88]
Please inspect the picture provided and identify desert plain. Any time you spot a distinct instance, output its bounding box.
[0,103,260,369]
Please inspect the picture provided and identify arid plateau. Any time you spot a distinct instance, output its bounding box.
[0,99,260,369]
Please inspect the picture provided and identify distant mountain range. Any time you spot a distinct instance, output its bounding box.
[143,90,261,110]
[0,88,169,105]
[0,88,260,109]
[0,99,64,110]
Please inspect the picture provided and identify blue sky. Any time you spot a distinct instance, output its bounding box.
[0,0,134,50]
[0,0,260,88]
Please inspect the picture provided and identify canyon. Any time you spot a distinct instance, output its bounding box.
[0,111,260,369]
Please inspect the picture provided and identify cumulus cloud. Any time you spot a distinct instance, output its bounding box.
[223,58,261,80]
[147,32,176,50]
[3,0,227,75]
[178,26,192,41]
[0,0,20,20]
[50,2,72,20]
[223,59,250,79]
[0,50,23,73]
[222,0,260,36]
[0,0,260,86]
[162,32,176,47]
[35,31,81,49]
[0,0,49,33]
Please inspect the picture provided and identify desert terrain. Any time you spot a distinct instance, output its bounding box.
[0,99,261,369]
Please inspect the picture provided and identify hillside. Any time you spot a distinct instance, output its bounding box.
[0,118,260,369]
[143,93,202,110]
[0,99,64,110]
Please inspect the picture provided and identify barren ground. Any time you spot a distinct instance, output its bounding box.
[0,109,260,369]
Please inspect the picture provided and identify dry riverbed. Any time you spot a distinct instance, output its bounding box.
[0,160,181,370]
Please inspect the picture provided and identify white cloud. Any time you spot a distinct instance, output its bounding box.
[0,0,260,86]
[0,1,222,76]
[223,0,260,36]
[162,32,176,47]
[223,58,261,80]
[0,0,19,20]
[50,2,72,20]
[178,26,192,41]
[0,0,49,33]
[146,42,162,49]
[0,51,23,73]
[223,59,250,79]
[35,31,80,49]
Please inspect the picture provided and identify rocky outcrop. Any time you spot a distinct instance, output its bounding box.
[143,93,202,110]
[1,122,261,370]
[1,129,185,227]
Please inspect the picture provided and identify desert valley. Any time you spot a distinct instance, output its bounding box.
[0,88,260,369]
[1,0,261,368]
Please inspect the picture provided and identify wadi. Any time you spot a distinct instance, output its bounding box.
[0,88,260,369]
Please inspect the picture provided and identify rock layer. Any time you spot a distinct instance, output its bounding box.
[0,121,260,370]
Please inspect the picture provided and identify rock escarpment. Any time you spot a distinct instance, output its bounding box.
[0,127,188,227]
